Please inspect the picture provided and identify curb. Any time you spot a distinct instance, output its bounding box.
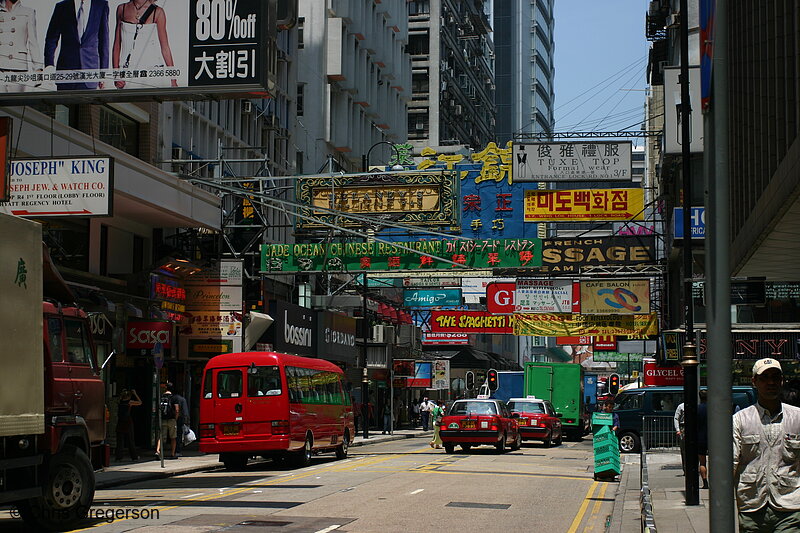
[351,431,432,447]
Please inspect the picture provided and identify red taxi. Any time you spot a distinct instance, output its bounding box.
[439,399,521,454]
[507,397,563,447]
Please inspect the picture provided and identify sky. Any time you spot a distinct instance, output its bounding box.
[552,1,650,140]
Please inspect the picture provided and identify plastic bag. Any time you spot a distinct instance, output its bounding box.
[183,427,197,446]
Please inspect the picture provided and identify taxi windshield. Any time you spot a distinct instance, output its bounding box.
[508,401,545,413]
[450,401,497,416]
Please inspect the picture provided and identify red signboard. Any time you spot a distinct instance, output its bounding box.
[127,320,172,350]
[643,362,684,386]
[593,335,617,350]
[430,311,514,334]
[486,282,516,314]
[422,332,470,346]
[556,336,592,345]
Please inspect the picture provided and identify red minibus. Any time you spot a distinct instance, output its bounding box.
[199,351,355,470]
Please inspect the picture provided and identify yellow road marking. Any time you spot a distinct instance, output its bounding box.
[583,482,609,532]
[566,481,599,533]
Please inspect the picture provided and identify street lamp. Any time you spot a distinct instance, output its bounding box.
[362,141,404,172]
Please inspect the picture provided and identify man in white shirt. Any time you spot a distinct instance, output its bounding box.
[674,401,685,474]
[733,358,800,532]
[420,397,431,431]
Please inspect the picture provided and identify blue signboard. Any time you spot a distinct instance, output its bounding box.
[673,207,706,239]
[403,288,462,307]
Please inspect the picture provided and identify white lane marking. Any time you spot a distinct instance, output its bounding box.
[410,489,424,495]
[181,493,204,499]
[314,525,342,533]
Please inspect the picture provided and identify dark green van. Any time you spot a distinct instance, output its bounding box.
[612,386,757,453]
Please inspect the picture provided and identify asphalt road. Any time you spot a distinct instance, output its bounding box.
[0,437,615,533]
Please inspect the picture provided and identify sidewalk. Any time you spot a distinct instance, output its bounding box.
[97,428,432,490]
[609,451,710,533]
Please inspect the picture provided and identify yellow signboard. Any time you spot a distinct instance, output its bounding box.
[524,188,644,221]
[579,279,651,314]
[311,184,441,214]
[513,313,659,336]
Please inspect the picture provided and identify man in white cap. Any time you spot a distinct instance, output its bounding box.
[733,358,800,532]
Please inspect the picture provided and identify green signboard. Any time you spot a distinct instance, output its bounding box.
[261,238,542,273]
[592,351,644,363]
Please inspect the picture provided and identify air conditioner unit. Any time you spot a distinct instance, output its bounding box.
[372,325,396,344]
[372,325,385,343]
[242,100,254,114]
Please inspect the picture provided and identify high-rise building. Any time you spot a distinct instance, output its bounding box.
[407,0,495,152]
[493,0,555,145]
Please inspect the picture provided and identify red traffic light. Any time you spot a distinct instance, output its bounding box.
[609,373,620,395]
[487,369,499,391]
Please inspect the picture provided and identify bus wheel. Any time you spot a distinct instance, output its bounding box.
[16,445,94,532]
[335,431,350,460]
[295,436,312,467]
[221,453,248,471]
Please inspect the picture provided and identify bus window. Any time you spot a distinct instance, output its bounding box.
[217,370,243,399]
[203,371,213,399]
[248,366,282,397]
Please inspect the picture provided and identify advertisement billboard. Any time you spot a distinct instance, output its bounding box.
[0,156,112,216]
[408,361,432,388]
[430,311,515,334]
[524,188,644,222]
[513,141,632,182]
[539,236,657,274]
[433,360,450,390]
[266,300,315,357]
[515,279,574,313]
[485,282,516,314]
[0,0,270,102]
[421,332,469,346]
[579,280,651,314]
[403,288,462,307]
[514,313,659,337]
[315,311,357,363]
[126,320,172,349]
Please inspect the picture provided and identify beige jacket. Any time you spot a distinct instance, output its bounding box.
[0,2,42,71]
[733,402,800,512]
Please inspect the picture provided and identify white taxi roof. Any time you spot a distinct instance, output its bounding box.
[507,397,545,403]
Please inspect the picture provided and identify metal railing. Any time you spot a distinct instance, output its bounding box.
[640,447,658,533]
[642,416,680,452]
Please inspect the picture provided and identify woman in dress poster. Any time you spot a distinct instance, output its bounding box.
[0,0,43,92]
[111,0,177,88]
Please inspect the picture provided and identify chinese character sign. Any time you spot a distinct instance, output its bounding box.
[524,189,644,221]
[513,142,633,182]
[0,1,268,99]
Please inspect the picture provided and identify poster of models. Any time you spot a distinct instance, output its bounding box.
[0,0,267,96]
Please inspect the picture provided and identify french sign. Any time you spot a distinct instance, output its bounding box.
[0,157,112,216]
[261,238,542,273]
[513,141,633,182]
[430,311,515,334]
[514,313,659,337]
[539,236,657,274]
[524,188,644,222]
[579,280,651,314]
[403,289,462,307]
[0,0,270,102]
[515,279,574,313]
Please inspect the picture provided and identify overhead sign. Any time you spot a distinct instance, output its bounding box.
[315,311,357,363]
[266,300,315,357]
[617,339,658,354]
[0,157,112,216]
[187,338,235,358]
[403,288,462,307]
[187,285,242,311]
[643,362,684,386]
[181,312,242,337]
[433,360,450,390]
[430,311,515,334]
[0,0,271,102]
[513,141,633,182]
[580,280,651,314]
[486,282,516,314]
[593,335,617,350]
[664,67,704,153]
[403,277,461,288]
[296,171,458,230]
[186,260,244,286]
[126,320,172,349]
[422,332,470,346]
[556,336,592,345]
[539,236,657,274]
[515,279,574,312]
[261,238,542,273]
[673,207,706,239]
[408,361,432,388]
[514,313,659,337]
[524,188,644,221]
[462,277,515,304]
[592,351,644,363]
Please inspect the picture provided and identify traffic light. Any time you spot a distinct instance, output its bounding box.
[465,371,475,390]
[609,373,620,395]
[487,369,499,391]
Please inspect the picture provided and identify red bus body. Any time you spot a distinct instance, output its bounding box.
[199,351,355,469]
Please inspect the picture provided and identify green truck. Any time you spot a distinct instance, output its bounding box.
[524,362,588,440]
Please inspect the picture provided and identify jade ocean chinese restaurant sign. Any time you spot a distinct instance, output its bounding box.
[261,238,542,273]
[295,171,459,230]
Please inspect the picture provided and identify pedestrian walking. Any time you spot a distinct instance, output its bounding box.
[115,389,141,461]
[697,389,709,489]
[382,402,391,434]
[674,401,685,474]
[155,383,180,459]
[411,399,420,428]
[170,382,190,457]
[430,400,445,449]
[420,397,431,431]
[733,358,800,532]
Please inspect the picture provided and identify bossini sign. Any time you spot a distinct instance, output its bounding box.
[269,300,315,357]
[187,286,243,311]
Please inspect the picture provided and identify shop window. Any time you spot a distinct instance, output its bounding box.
[99,106,139,157]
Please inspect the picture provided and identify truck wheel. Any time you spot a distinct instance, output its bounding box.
[335,431,350,460]
[619,432,641,453]
[17,445,94,532]
[220,453,248,471]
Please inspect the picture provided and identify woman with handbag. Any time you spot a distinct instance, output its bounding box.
[429,400,445,449]
[111,0,177,88]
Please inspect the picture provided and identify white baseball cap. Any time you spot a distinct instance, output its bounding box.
[752,358,782,376]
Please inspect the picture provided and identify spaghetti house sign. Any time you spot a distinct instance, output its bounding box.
[261,238,542,273]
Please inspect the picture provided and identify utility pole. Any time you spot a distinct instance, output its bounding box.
[679,0,700,506]
[362,272,370,440]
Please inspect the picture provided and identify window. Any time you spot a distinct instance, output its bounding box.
[615,393,643,411]
[408,0,430,15]
[203,371,213,399]
[652,393,680,412]
[64,319,91,365]
[450,401,497,416]
[99,106,139,156]
[285,367,345,405]
[508,401,545,413]
[48,318,64,362]
[247,366,282,397]
[407,33,429,55]
[296,84,304,117]
[297,17,304,49]
[217,370,243,398]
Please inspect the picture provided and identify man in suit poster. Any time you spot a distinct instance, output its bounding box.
[44,0,109,90]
